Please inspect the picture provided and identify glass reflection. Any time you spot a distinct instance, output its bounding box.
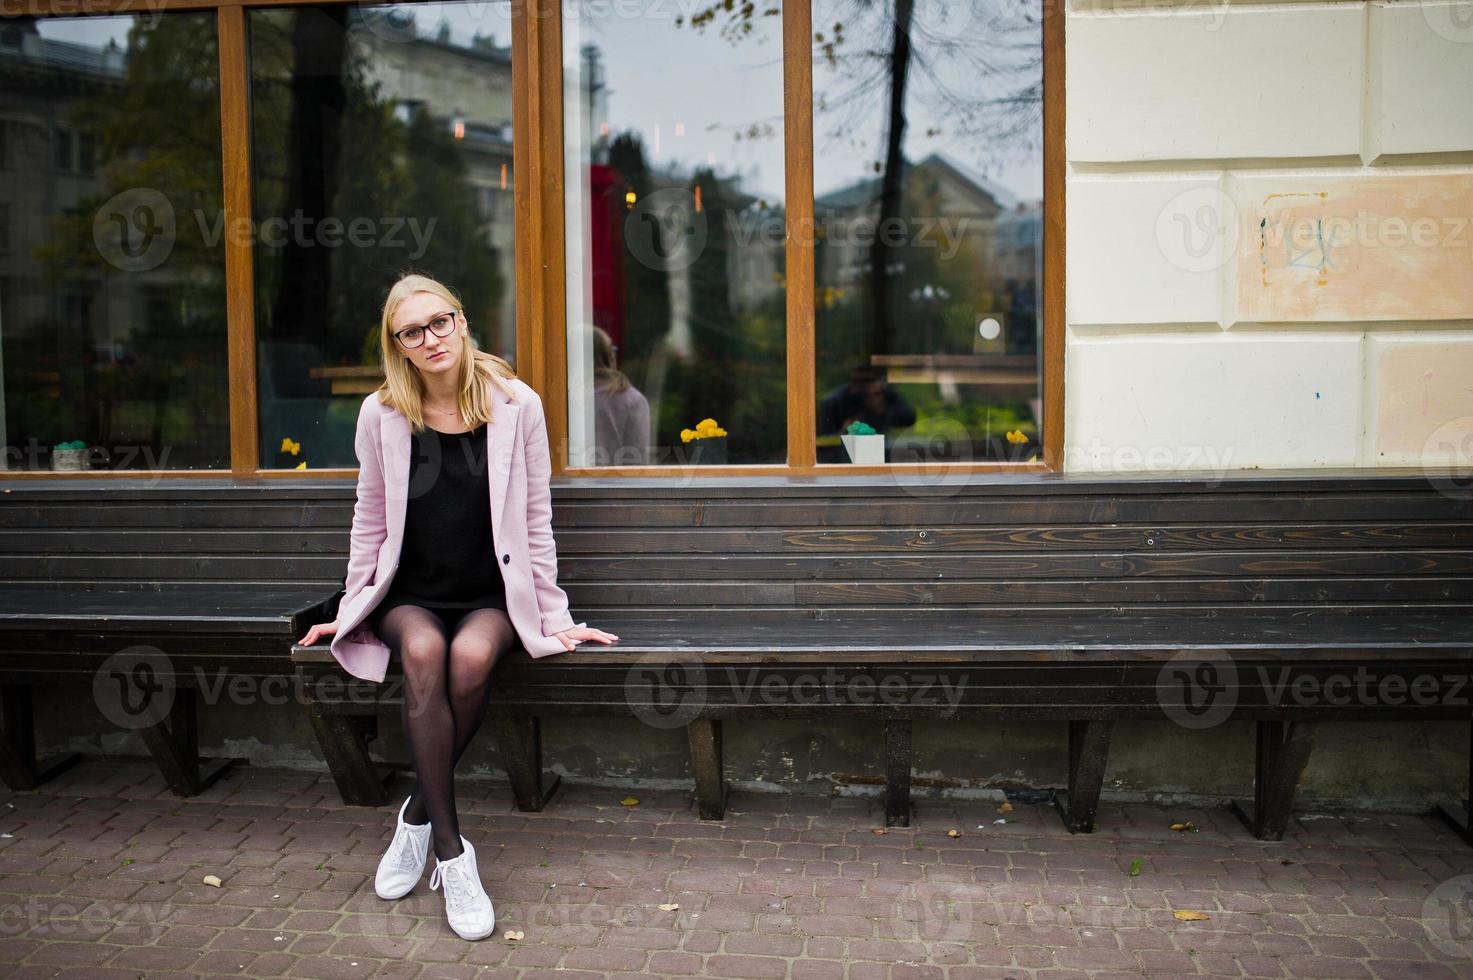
[249,3,516,469]
[0,14,228,472]
[813,0,1043,465]
[562,0,787,467]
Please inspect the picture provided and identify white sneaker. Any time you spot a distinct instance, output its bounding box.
[375,797,431,900]
[429,835,496,941]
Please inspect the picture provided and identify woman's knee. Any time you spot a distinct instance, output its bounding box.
[447,640,499,687]
[399,631,448,678]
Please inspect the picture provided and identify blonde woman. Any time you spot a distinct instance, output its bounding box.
[299,273,617,939]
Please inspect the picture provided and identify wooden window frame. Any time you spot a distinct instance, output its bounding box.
[1,0,1064,479]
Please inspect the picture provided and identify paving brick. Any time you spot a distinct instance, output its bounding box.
[3,761,1465,980]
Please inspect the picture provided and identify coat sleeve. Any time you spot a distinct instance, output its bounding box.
[343,396,388,606]
[520,387,583,636]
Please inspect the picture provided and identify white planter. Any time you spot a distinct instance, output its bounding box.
[51,448,87,471]
[840,433,885,464]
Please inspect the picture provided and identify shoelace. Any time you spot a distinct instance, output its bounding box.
[429,855,479,913]
[387,824,425,870]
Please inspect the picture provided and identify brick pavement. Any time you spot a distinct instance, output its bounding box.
[0,761,1470,978]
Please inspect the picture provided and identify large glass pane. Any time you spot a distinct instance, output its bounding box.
[562,0,787,467]
[812,0,1042,465]
[0,14,228,472]
[249,2,516,469]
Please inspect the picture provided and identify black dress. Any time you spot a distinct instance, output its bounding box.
[370,421,507,628]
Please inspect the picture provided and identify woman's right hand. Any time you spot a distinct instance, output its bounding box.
[299,621,339,646]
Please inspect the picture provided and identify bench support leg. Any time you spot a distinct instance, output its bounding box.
[306,704,390,806]
[884,720,912,828]
[1435,721,1473,847]
[0,684,81,791]
[494,715,560,812]
[1230,720,1316,841]
[687,719,726,820]
[1054,719,1114,833]
[138,688,238,797]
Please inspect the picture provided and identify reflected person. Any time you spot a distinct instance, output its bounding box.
[591,325,651,466]
[816,365,916,463]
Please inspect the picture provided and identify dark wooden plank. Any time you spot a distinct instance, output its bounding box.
[0,684,81,791]
[1435,722,1473,846]
[493,714,560,812]
[1055,720,1113,833]
[791,577,1473,607]
[884,720,912,828]
[304,702,389,806]
[1230,720,1317,841]
[136,689,239,797]
[1,556,349,582]
[0,529,346,555]
[687,719,726,820]
[555,523,1473,555]
[555,550,1473,582]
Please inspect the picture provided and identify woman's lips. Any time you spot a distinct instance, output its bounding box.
[430,351,447,360]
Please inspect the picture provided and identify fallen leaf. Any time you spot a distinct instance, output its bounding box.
[946,829,961,838]
[620,797,639,807]
[1173,910,1210,921]
[872,828,888,835]
[657,903,679,912]
[202,874,222,888]
[504,930,525,941]
[1128,858,1142,877]
[1170,821,1197,833]
[997,802,1014,815]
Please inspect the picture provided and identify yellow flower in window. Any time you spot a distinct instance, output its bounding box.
[1005,429,1028,445]
[279,437,301,455]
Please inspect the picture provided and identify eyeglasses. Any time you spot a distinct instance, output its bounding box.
[393,310,458,348]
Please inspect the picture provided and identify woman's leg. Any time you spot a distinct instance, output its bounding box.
[396,607,516,833]
[376,604,465,860]
[444,607,517,755]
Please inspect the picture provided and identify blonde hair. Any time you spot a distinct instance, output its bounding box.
[375,273,518,431]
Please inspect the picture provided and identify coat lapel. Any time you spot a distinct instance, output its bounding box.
[485,398,520,547]
[379,392,521,552]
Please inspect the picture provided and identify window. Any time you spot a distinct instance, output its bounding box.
[561,0,788,467]
[0,13,229,473]
[3,0,1058,477]
[811,0,1043,466]
[248,2,517,469]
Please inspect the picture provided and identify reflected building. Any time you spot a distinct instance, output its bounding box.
[0,17,227,469]
[350,10,517,355]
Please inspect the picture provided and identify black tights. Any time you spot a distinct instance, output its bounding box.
[375,604,517,860]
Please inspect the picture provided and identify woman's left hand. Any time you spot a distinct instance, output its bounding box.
[551,625,620,651]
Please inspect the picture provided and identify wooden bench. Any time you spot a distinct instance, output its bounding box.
[290,470,1473,843]
[0,481,341,796]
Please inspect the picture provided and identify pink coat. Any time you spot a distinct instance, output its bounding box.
[329,377,584,682]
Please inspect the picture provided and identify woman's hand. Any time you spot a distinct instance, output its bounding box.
[299,621,339,646]
[550,625,619,651]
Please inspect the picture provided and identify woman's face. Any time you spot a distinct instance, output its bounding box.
[391,291,465,378]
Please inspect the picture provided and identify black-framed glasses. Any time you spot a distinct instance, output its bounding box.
[393,310,459,348]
